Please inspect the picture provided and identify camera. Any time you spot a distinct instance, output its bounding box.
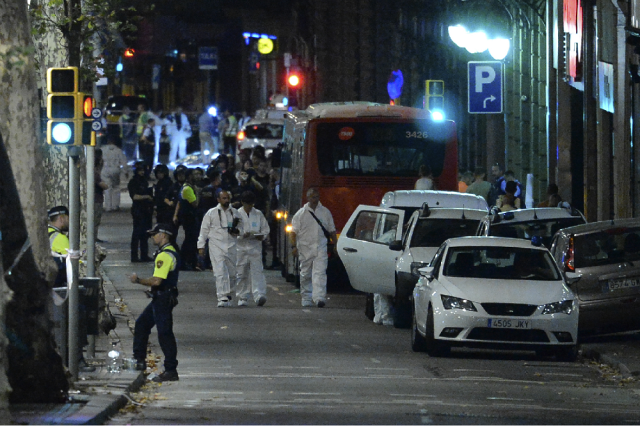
[228,217,240,236]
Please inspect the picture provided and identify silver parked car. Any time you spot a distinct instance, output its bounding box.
[550,218,640,334]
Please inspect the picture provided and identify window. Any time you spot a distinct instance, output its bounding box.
[347,211,400,245]
[410,218,481,248]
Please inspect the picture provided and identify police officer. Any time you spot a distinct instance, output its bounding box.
[175,169,199,271]
[129,223,180,382]
[153,164,175,224]
[128,161,154,262]
[48,206,95,372]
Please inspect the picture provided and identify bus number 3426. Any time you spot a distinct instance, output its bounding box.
[406,131,429,139]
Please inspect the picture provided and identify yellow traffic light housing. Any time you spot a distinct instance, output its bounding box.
[425,80,445,112]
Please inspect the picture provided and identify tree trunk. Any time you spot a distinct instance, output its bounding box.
[0,0,69,403]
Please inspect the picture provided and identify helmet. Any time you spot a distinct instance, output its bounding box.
[173,164,187,180]
[133,161,146,173]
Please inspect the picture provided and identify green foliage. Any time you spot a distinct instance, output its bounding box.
[30,0,152,90]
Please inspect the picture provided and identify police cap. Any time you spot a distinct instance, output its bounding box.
[147,223,174,237]
[48,205,69,218]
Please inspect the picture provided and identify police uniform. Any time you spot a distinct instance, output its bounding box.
[179,180,199,270]
[133,227,180,374]
[48,222,69,287]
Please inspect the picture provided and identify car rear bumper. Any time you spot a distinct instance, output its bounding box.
[578,298,640,333]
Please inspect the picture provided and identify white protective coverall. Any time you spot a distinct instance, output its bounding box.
[101,143,127,211]
[167,112,191,163]
[291,202,336,305]
[236,207,270,303]
[197,204,241,302]
[149,111,167,165]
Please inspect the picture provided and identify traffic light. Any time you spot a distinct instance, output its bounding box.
[287,73,301,88]
[46,67,78,145]
[425,80,445,112]
[124,48,135,58]
[46,67,96,145]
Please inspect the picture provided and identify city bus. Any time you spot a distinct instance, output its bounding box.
[275,102,458,289]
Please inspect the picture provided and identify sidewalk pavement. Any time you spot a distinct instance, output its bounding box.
[8,202,640,424]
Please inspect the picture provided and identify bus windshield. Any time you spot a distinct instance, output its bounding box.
[316,121,451,177]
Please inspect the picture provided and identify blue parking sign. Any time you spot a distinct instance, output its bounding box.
[468,61,503,114]
[199,47,218,70]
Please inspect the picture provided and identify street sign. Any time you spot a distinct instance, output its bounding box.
[91,120,103,131]
[198,47,218,70]
[91,108,102,119]
[468,61,503,114]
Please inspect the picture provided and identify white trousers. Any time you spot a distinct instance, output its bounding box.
[154,132,162,165]
[373,293,393,325]
[103,185,121,211]
[298,246,328,304]
[210,245,237,300]
[236,252,267,302]
[169,134,187,163]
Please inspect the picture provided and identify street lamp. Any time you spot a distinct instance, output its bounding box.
[447,24,510,60]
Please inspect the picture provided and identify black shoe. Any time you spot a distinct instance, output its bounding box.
[152,370,179,382]
[96,238,106,243]
[134,360,147,371]
[140,257,153,263]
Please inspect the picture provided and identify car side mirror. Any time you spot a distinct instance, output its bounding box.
[565,271,581,285]
[419,266,434,280]
[389,240,403,251]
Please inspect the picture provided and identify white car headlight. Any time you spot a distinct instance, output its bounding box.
[542,300,574,315]
[441,295,477,311]
[411,262,430,277]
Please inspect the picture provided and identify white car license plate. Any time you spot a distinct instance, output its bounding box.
[608,278,640,291]
[487,318,531,329]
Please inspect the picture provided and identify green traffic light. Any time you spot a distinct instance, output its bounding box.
[52,122,73,144]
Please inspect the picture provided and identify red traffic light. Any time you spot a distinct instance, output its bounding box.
[83,95,94,118]
[124,48,135,58]
[287,74,300,87]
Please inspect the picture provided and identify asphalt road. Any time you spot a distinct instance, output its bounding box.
[98,208,640,425]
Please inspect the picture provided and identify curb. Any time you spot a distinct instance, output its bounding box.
[581,348,633,379]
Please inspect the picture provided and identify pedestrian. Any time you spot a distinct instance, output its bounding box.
[48,206,95,372]
[128,161,154,262]
[415,164,434,190]
[149,109,166,165]
[267,167,282,269]
[458,170,474,192]
[502,170,524,206]
[466,167,492,203]
[496,180,521,211]
[118,106,138,162]
[94,149,109,242]
[174,169,199,271]
[101,135,128,212]
[196,168,222,271]
[136,103,149,141]
[235,191,270,307]
[231,167,263,209]
[237,110,251,128]
[222,110,238,157]
[290,188,337,308]
[197,189,241,307]
[129,223,180,383]
[153,164,175,224]
[139,118,156,173]
[537,184,560,207]
[487,163,506,206]
[167,106,192,163]
[253,159,272,267]
[199,108,216,165]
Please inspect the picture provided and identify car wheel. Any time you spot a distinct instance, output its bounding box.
[555,345,578,362]
[411,306,427,352]
[365,293,375,321]
[425,304,450,357]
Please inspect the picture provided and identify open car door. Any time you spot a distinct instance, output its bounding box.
[337,205,405,296]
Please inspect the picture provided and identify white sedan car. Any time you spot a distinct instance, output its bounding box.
[412,237,579,361]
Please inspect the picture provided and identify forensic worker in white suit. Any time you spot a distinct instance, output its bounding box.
[167,106,191,163]
[290,187,336,308]
[197,189,241,307]
[235,191,270,307]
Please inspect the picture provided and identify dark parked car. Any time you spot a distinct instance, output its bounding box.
[550,218,640,334]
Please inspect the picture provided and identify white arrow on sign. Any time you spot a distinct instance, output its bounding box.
[91,121,103,131]
[483,95,496,108]
[91,108,103,119]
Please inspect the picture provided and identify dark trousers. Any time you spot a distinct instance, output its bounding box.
[131,216,151,260]
[223,136,236,157]
[181,220,199,268]
[133,292,178,372]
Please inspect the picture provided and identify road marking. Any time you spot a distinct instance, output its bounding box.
[194,391,244,394]
[273,366,320,369]
[370,358,381,363]
[351,344,361,349]
[292,392,341,395]
[453,369,495,372]
[293,398,344,403]
[487,397,535,401]
[302,309,312,313]
[365,367,409,371]
[392,394,437,398]
[538,373,584,377]
[334,331,343,335]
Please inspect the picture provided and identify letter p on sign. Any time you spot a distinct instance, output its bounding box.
[468,61,503,114]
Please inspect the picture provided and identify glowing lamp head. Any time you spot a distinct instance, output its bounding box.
[208,106,218,117]
[431,110,445,121]
[275,211,283,220]
[124,48,135,58]
[237,131,246,141]
[285,224,293,233]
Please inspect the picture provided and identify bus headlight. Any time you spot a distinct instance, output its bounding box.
[275,211,283,220]
[285,224,293,233]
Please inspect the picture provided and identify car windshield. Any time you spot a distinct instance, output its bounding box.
[490,217,585,248]
[574,228,640,268]
[443,246,561,281]
[316,120,452,177]
[244,123,283,139]
[410,218,480,247]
